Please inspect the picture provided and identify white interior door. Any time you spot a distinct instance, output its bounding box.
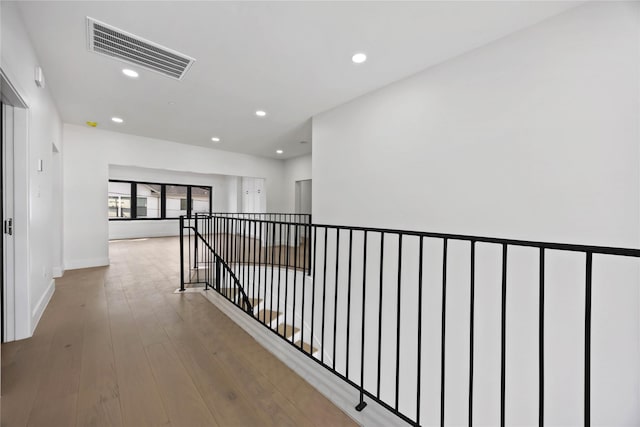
[295,179,312,214]
[255,178,265,212]
[242,177,266,213]
[1,68,29,342]
[2,104,15,342]
[242,178,254,213]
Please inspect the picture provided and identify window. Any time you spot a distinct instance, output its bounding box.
[108,180,212,220]
[166,185,188,218]
[191,186,210,216]
[136,184,161,218]
[136,197,147,217]
[108,181,131,218]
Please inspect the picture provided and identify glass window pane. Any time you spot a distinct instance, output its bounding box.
[166,185,188,218]
[136,184,161,218]
[108,182,131,218]
[191,186,210,215]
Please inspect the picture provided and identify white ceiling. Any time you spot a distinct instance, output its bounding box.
[17,1,578,159]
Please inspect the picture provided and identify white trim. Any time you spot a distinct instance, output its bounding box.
[200,290,400,427]
[109,230,180,240]
[0,68,29,109]
[52,266,63,278]
[12,105,31,341]
[65,257,110,270]
[31,279,54,334]
[2,105,16,342]
[0,66,32,341]
[173,288,203,294]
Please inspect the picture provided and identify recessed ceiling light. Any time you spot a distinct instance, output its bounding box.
[352,52,367,64]
[111,117,124,123]
[276,149,283,154]
[122,69,139,78]
[211,137,221,142]
[168,101,176,105]
[255,110,267,117]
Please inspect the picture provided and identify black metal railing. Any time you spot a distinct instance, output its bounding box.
[179,215,256,313]
[208,212,312,225]
[179,213,640,427]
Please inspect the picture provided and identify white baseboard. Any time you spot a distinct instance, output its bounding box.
[52,266,64,278]
[64,257,110,270]
[200,290,401,427]
[31,279,55,334]
[109,231,180,240]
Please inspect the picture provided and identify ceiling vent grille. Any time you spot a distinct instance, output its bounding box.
[86,17,195,80]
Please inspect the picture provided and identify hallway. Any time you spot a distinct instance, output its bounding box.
[1,237,356,427]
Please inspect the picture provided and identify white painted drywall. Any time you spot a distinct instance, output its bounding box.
[108,165,241,239]
[1,2,63,339]
[314,2,639,247]
[225,176,242,213]
[63,124,288,269]
[312,3,640,425]
[284,154,312,212]
[51,144,63,278]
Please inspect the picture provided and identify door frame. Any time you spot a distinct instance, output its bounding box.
[295,179,312,215]
[1,67,30,341]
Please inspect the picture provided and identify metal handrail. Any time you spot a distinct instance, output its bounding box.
[179,213,639,427]
[179,215,255,314]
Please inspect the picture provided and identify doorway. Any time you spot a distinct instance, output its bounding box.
[295,179,312,215]
[1,68,26,342]
[1,102,4,343]
[242,177,266,213]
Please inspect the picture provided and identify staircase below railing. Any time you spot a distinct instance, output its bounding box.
[179,212,640,427]
[180,213,319,357]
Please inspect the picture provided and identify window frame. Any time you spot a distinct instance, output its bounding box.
[108,179,212,221]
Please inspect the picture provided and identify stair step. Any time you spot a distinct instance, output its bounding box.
[276,323,300,339]
[190,269,207,279]
[257,310,281,323]
[240,298,263,311]
[246,298,262,307]
[219,287,238,298]
[294,340,317,354]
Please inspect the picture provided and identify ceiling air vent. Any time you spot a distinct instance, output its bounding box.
[86,17,195,80]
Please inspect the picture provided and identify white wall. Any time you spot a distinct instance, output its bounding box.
[108,165,241,239]
[51,144,63,278]
[1,1,63,338]
[312,2,640,425]
[63,124,288,269]
[314,2,639,247]
[225,175,242,213]
[283,154,312,213]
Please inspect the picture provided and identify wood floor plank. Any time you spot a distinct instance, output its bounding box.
[2,237,357,427]
[162,322,265,427]
[106,284,171,427]
[76,278,124,427]
[1,334,55,426]
[144,341,219,427]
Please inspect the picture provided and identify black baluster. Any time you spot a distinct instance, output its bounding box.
[440,238,448,427]
[356,230,368,412]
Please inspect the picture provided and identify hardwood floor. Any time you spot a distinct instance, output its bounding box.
[1,237,358,427]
